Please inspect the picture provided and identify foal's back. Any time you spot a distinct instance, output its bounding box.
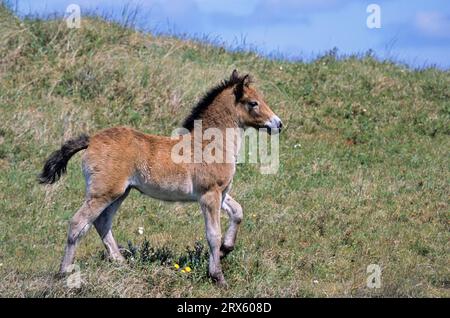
[83,126,233,203]
[84,126,196,202]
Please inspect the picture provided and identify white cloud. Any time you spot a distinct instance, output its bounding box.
[415,11,450,39]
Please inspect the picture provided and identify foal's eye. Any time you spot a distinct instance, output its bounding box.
[248,101,259,108]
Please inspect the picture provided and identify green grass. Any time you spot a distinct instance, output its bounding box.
[0,5,449,297]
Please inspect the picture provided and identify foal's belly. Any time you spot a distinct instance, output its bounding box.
[130,176,197,202]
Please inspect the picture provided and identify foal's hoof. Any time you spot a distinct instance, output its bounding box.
[55,271,68,280]
[56,265,74,279]
[214,278,229,289]
[110,253,127,263]
[220,245,234,259]
[209,272,229,288]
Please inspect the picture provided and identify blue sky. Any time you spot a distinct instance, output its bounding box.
[13,0,450,69]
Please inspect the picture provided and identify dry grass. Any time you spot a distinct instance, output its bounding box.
[0,5,449,297]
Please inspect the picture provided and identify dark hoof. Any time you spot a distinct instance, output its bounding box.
[207,271,228,288]
[220,245,234,259]
[211,275,228,288]
[55,271,68,280]
[215,279,229,289]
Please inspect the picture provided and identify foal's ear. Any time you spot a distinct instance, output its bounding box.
[234,74,251,101]
[230,69,240,81]
[234,74,246,101]
[243,74,253,87]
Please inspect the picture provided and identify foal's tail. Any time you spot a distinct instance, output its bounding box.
[38,134,90,184]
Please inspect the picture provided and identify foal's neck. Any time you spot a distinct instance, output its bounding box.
[198,90,239,132]
[193,89,242,160]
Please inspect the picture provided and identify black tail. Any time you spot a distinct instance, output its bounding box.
[38,134,90,184]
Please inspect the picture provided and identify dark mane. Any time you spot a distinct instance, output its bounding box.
[182,74,246,130]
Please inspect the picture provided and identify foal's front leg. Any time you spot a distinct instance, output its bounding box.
[220,194,243,258]
[200,190,227,287]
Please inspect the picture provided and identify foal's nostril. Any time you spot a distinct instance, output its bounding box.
[278,121,283,129]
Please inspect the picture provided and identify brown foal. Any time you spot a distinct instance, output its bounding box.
[39,70,282,286]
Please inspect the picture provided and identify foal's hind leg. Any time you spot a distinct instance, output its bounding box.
[220,194,243,258]
[93,189,130,262]
[59,197,110,274]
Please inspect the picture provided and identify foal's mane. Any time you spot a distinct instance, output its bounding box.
[182,73,250,130]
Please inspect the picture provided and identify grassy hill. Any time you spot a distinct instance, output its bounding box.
[0,5,449,297]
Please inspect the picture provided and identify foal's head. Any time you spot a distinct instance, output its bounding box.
[230,70,283,134]
[182,70,283,133]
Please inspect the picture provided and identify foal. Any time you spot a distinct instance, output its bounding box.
[39,70,282,286]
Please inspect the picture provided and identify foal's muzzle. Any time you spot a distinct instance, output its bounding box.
[264,115,283,135]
